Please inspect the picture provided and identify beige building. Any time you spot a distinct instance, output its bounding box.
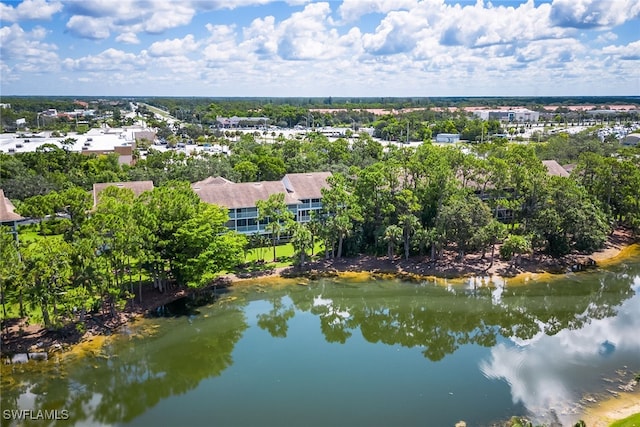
[192,172,331,234]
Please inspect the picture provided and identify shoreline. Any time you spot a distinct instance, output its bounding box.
[240,228,639,286]
[2,230,639,424]
[579,389,640,427]
[1,229,638,358]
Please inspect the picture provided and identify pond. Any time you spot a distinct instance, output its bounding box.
[2,254,640,427]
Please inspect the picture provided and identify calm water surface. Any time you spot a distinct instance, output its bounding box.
[2,254,640,427]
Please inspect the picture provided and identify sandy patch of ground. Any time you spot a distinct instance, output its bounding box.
[580,391,640,427]
[590,228,639,264]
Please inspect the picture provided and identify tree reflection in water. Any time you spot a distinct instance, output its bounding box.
[1,260,638,426]
[259,265,638,362]
[1,303,248,427]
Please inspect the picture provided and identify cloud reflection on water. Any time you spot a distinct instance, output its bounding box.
[480,276,640,425]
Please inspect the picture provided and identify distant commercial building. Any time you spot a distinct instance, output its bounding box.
[0,125,155,166]
[216,116,269,128]
[586,109,620,116]
[435,133,461,143]
[41,109,58,117]
[473,108,539,122]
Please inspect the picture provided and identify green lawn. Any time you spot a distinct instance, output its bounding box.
[0,290,43,324]
[16,224,64,245]
[243,241,325,268]
[141,103,173,119]
[610,413,640,427]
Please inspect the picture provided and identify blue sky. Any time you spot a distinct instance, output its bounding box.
[1,0,639,97]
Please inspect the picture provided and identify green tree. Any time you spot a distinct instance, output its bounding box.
[257,192,295,262]
[86,186,139,314]
[395,189,421,260]
[482,219,508,268]
[233,160,258,182]
[173,204,246,287]
[0,227,21,322]
[411,225,438,258]
[381,225,403,260]
[321,173,362,258]
[290,223,313,266]
[436,192,493,258]
[16,193,57,232]
[138,181,202,291]
[22,238,73,328]
[500,234,532,267]
[530,177,610,255]
[59,186,92,238]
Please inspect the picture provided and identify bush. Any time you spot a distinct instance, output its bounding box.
[500,234,532,261]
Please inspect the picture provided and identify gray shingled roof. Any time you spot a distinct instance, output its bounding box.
[542,160,570,178]
[283,172,332,200]
[191,172,332,209]
[0,189,23,222]
[192,176,234,188]
[193,181,299,209]
[92,181,154,206]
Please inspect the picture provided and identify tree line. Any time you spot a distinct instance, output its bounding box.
[1,182,246,331]
[1,127,639,332]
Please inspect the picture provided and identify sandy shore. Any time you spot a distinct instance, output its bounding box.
[580,390,640,427]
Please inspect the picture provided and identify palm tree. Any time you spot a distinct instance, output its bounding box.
[307,213,323,255]
[382,225,403,261]
[291,223,313,266]
[412,226,436,258]
[399,214,419,260]
[333,214,353,259]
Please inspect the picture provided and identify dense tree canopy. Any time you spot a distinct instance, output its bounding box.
[1,106,639,332]
[2,181,246,330]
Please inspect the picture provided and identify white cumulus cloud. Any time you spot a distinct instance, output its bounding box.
[549,0,640,29]
[0,0,62,22]
[115,32,140,44]
[63,48,144,72]
[0,23,59,70]
[65,15,111,40]
[148,35,198,57]
[602,40,640,60]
